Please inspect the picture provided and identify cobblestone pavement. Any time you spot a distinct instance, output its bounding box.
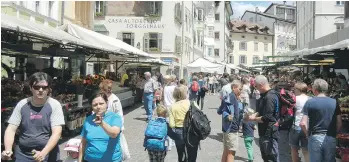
[60,95,305,162]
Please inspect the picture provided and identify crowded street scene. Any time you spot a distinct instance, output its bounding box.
[1,1,349,162]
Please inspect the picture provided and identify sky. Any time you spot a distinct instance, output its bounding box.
[231,1,296,19]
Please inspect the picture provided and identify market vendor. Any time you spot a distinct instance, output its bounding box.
[120,70,129,87]
[2,72,65,162]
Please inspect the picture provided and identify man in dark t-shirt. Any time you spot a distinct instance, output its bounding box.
[300,79,342,162]
[2,72,65,162]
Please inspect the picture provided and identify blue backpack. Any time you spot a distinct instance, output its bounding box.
[143,117,168,151]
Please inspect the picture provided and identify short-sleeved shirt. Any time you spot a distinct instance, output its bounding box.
[143,78,157,93]
[81,111,122,162]
[8,97,65,161]
[303,97,341,138]
[242,121,255,137]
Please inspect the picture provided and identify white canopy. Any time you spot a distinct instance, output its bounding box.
[1,13,105,52]
[186,58,225,74]
[226,64,250,73]
[59,23,153,58]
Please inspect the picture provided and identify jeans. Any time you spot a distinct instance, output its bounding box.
[259,136,279,162]
[308,134,336,162]
[173,128,199,162]
[244,137,254,161]
[144,92,154,120]
[196,95,204,110]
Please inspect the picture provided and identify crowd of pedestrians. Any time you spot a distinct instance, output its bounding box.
[1,71,346,162]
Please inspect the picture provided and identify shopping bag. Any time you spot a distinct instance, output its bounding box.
[120,132,131,161]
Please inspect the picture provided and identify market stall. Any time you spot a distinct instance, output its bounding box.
[1,13,152,138]
[337,96,349,161]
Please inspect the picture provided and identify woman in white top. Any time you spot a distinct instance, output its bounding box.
[208,74,214,95]
[241,78,251,107]
[289,82,310,162]
[162,75,177,109]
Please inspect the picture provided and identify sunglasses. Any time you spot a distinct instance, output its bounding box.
[32,85,49,90]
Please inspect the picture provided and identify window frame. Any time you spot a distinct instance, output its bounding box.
[122,32,135,46]
[214,48,219,57]
[208,27,214,37]
[253,55,260,64]
[214,31,220,40]
[95,1,103,14]
[198,9,203,21]
[207,47,213,56]
[229,55,234,64]
[215,13,220,21]
[239,42,247,51]
[239,55,247,64]
[264,43,268,52]
[254,42,258,52]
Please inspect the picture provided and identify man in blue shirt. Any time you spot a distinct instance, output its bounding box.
[217,79,242,162]
[300,79,342,162]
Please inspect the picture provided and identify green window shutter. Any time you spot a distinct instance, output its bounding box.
[158,33,162,52]
[144,33,149,52]
[117,32,122,40]
[131,33,135,46]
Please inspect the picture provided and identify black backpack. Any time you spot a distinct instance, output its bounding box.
[183,101,211,147]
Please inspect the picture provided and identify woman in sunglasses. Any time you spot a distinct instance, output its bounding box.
[79,91,123,162]
[2,72,65,162]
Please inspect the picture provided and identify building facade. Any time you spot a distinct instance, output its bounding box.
[94,1,203,78]
[229,20,273,67]
[296,1,345,49]
[207,1,233,63]
[346,1,349,28]
[241,4,296,61]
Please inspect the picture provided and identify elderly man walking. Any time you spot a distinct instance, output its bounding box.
[143,72,158,122]
[300,79,342,162]
[245,75,280,162]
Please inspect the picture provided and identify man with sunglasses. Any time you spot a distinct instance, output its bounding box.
[2,72,65,162]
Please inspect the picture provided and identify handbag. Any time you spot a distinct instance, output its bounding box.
[120,132,131,161]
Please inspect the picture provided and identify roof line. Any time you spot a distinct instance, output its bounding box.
[264,3,296,13]
[242,11,296,24]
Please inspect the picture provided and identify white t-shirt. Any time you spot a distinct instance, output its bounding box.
[294,95,310,127]
[163,85,176,108]
[108,94,124,130]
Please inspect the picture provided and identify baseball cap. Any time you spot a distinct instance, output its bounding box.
[64,138,81,152]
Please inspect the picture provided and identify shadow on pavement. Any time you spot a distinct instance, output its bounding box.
[208,107,218,110]
[208,133,223,143]
[124,102,143,115]
[134,117,147,122]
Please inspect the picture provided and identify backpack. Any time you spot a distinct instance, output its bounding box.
[276,88,296,130]
[191,81,200,92]
[143,117,168,151]
[183,101,211,147]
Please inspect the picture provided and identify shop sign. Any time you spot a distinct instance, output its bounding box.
[161,58,173,63]
[108,18,165,29]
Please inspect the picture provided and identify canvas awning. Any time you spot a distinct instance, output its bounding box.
[1,13,112,53]
[186,58,225,74]
[60,23,153,58]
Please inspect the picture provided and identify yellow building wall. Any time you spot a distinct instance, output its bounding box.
[231,32,273,66]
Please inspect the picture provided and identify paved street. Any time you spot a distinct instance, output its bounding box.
[60,95,302,162]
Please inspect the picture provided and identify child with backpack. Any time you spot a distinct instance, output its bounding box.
[242,121,256,162]
[144,105,169,162]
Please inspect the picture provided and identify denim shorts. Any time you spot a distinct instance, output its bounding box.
[289,128,308,149]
